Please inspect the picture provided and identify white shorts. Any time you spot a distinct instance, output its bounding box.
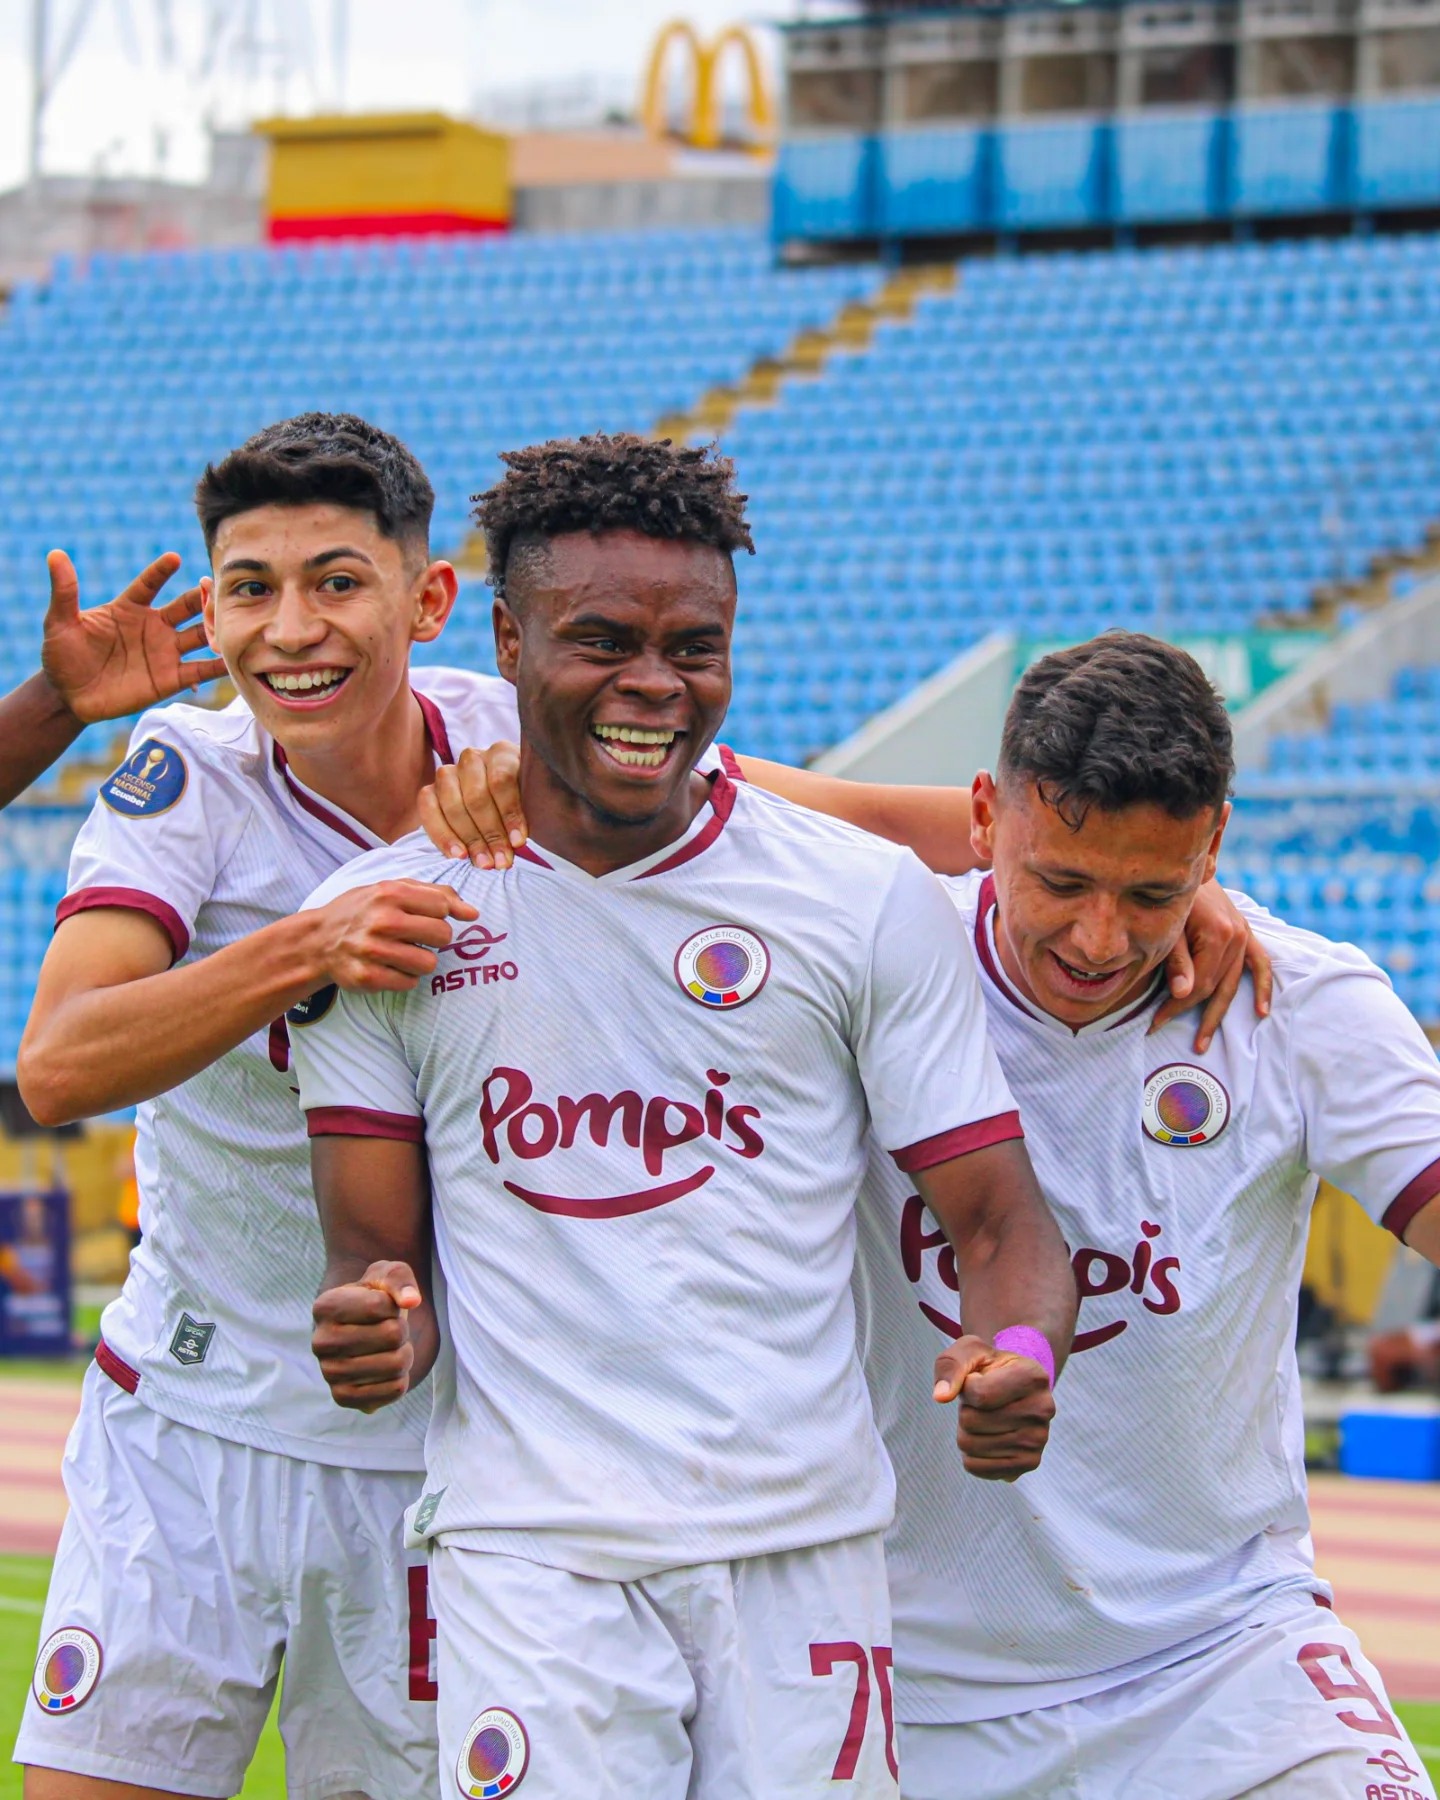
[433,1531,899,1800]
[899,1598,1437,1800]
[12,1362,436,1800]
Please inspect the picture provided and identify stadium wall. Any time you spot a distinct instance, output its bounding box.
[1232,574,1440,771]
[774,95,1440,242]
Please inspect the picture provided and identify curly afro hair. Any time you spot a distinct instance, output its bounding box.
[473,432,755,601]
[195,412,434,556]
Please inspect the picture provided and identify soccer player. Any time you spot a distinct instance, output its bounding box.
[14,414,519,1800]
[418,640,1435,1797]
[0,549,223,809]
[287,433,1079,1800]
[797,638,1440,1799]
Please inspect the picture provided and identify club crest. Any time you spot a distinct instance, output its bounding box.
[32,1627,101,1713]
[457,1707,529,1796]
[674,925,770,1010]
[1142,1064,1231,1147]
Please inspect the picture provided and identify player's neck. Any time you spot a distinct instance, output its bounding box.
[521,749,713,877]
[282,683,433,844]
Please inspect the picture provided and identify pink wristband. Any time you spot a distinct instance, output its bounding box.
[993,1326,1055,1388]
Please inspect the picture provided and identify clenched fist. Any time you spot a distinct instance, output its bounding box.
[934,1334,1056,1482]
[312,1260,424,1412]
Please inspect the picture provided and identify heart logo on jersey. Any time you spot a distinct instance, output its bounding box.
[1142,1064,1231,1147]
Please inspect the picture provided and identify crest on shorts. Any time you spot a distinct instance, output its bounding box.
[674,924,770,1010]
[1142,1064,1231,1147]
[457,1707,530,1796]
[32,1627,102,1713]
[169,1312,215,1366]
[100,740,188,819]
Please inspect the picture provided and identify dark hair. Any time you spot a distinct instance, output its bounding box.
[473,432,755,601]
[1000,632,1234,827]
[194,412,434,555]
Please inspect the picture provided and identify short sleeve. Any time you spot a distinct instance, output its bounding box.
[856,851,1022,1171]
[1286,958,1440,1239]
[58,716,227,963]
[288,977,423,1144]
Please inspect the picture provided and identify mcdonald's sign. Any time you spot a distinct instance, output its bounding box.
[641,21,774,152]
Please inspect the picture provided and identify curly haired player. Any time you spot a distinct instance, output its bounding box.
[417,622,1437,1795]
[290,432,1078,1800]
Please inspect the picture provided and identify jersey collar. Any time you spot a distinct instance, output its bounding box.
[973,872,1162,1040]
[270,687,453,854]
[515,767,737,887]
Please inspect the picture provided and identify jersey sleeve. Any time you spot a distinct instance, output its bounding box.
[57,714,228,964]
[857,851,1022,1171]
[1285,955,1440,1239]
[286,872,424,1142]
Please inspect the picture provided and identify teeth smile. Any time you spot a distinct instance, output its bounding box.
[261,669,349,695]
[593,724,676,769]
[1058,958,1118,984]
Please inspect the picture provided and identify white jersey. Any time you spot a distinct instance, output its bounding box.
[289,771,1021,1579]
[60,669,520,1469]
[856,870,1440,1726]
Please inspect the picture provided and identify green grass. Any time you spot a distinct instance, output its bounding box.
[0,1552,1435,1795]
[0,1553,285,1798]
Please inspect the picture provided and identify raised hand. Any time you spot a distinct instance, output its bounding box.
[41,549,227,725]
[1154,879,1273,1054]
[419,741,526,869]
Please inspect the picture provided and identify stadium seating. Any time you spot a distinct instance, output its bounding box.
[2,222,1440,1061]
[0,225,881,730]
[721,230,1440,765]
[1222,661,1440,1022]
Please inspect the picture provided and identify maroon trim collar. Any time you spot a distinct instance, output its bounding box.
[272,687,451,852]
[973,872,1160,1035]
[515,769,736,884]
[973,874,1042,1022]
[636,769,737,881]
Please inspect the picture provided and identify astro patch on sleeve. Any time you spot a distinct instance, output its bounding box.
[99,739,188,819]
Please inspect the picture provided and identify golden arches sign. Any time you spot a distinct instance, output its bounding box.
[641,21,775,153]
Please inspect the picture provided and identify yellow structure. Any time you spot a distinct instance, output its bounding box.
[1303,1181,1398,1324]
[641,22,775,153]
[255,112,511,241]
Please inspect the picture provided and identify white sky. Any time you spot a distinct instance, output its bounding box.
[0,0,800,193]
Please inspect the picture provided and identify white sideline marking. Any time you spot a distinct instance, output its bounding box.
[0,1593,43,1615]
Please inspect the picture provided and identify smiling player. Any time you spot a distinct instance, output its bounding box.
[851,639,1440,1799]
[418,633,1437,1796]
[14,415,517,1800]
[288,433,1078,1800]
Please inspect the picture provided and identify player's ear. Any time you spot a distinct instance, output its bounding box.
[1201,799,1231,885]
[971,771,999,864]
[493,597,522,684]
[412,561,458,645]
[200,576,220,654]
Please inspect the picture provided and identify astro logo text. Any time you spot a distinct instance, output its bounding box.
[432,923,517,993]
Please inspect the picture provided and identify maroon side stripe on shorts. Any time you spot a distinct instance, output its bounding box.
[95,1339,140,1394]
